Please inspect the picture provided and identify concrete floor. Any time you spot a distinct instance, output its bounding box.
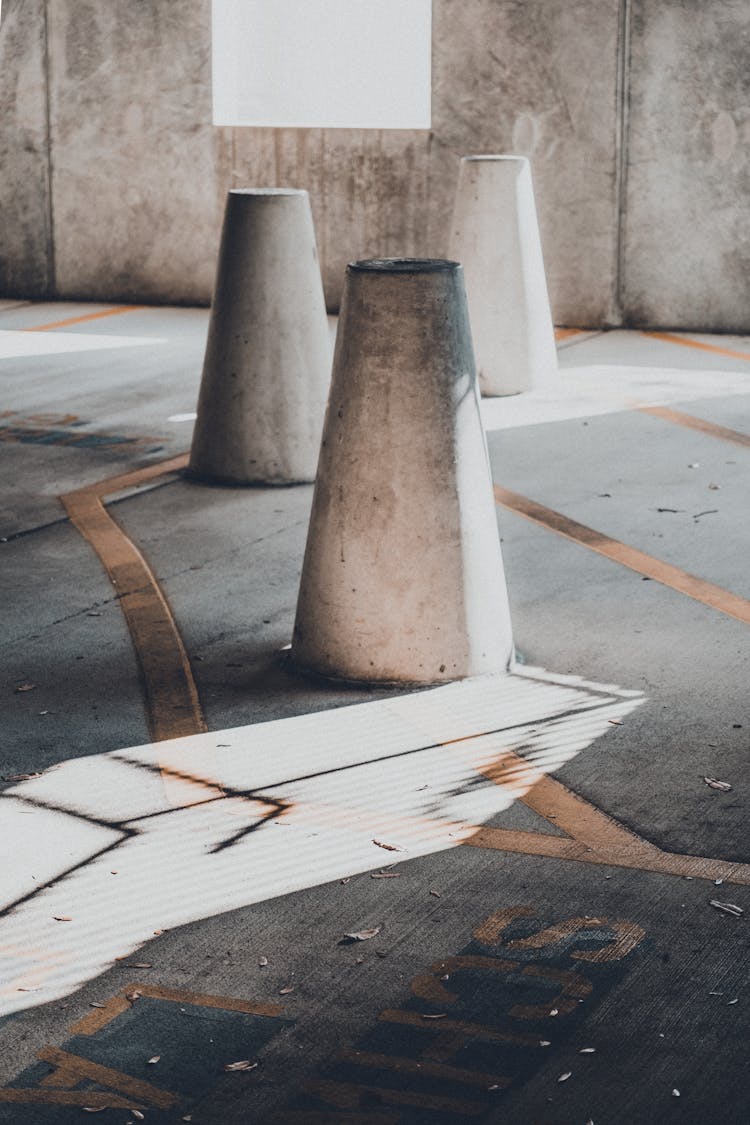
[1,301,749,1123]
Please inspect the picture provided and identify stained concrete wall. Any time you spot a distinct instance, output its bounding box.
[0,0,52,298]
[623,1,750,330]
[0,0,747,328]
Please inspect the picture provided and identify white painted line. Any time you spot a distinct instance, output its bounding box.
[0,330,167,360]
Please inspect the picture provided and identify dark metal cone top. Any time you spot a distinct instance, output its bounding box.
[349,258,461,274]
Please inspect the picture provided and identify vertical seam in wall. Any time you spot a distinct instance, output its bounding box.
[612,0,632,326]
[42,0,56,297]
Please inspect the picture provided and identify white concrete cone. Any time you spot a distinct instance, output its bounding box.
[189,189,331,484]
[291,258,514,685]
[449,156,557,397]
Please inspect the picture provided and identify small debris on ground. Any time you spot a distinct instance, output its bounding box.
[672,1089,680,1097]
[14,682,36,693]
[372,840,404,852]
[4,772,42,782]
[52,915,72,922]
[258,956,268,967]
[579,1047,596,1053]
[342,926,382,943]
[279,984,295,995]
[703,776,732,791]
[710,900,743,917]
[370,871,400,879]
[558,1071,572,1083]
[224,1059,258,1072]
[147,1056,160,1065]
[421,1013,447,1019]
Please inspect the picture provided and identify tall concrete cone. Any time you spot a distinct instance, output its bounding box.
[189,189,331,484]
[291,258,514,685]
[449,156,557,397]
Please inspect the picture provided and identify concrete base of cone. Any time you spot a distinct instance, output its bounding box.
[291,258,514,686]
[449,155,557,397]
[189,189,331,485]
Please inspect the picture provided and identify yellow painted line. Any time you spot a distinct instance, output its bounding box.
[494,485,750,627]
[23,305,145,332]
[642,330,750,363]
[554,327,586,341]
[638,405,750,450]
[61,473,205,743]
[37,1046,178,1108]
[131,981,283,1016]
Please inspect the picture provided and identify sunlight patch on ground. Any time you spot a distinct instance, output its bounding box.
[0,667,643,1015]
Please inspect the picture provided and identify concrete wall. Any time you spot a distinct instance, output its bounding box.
[0,0,747,329]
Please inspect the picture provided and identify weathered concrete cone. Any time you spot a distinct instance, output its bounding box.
[449,156,557,397]
[189,189,331,484]
[291,258,514,685]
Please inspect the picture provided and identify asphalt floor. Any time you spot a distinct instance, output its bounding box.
[1,300,749,1124]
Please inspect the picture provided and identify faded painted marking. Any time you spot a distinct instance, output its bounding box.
[131,981,283,1017]
[638,404,750,449]
[37,1046,178,1108]
[378,1009,539,1048]
[505,917,645,963]
[554,327,585,341]
[276,1113,399,1124]
[0,1088,136,1108]
[494,485,750,626]
[338,1048,511,1090]
[304,1077,485,1116]
[68,994,132,1036]
[642,330,750,363]
[61,483,206,743]
[24,305,145,332]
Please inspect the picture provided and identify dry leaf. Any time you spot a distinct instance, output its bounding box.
[53,915,72,922]
[710,900,744,917]
[579,1047,596,1054]
[147,1056,160,1065]
[703,777,732,792]
[558,1071,572,1083]
[126,990,142,1002]
[14,683,36,693]
[421,1013,447,1020]
[279,984,295,995]
[728,998,739,1005]
[17,987,40,993]
[672,1089,680,1097]
[90,1002,106,1009]
[133,1113,145,1121]
[126,963,153,969]
[258,956,268,967]
[549,1008,559,1016]
[340,878,350,885]
[223,1059,258,1072]
[539,1040,551,1047]
[429,890,441,898]
[343,926,381,942]
[370,871,400,879]
[5,772,42,782]
[607,718,623,726]
[372,840,403,852]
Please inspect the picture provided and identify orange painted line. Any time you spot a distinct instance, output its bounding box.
[37,1046,178,1108]
[24,305,145,332]
[638,405,750,450]
[494,485,750,627]
[67,994,131,1036]
[554,327,586,341]
[61,457,205,742]
[464,749,750,885]
[643,330,750,363]
[131,981,283,1017]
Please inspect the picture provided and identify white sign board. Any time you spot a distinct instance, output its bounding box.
[212,0,432,129]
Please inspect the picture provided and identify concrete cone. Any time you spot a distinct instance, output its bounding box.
[189,189,331,484]
[291,258,514,685]
[449,156,557,397]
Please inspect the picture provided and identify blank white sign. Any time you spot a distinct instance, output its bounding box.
[212,0,432,129]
